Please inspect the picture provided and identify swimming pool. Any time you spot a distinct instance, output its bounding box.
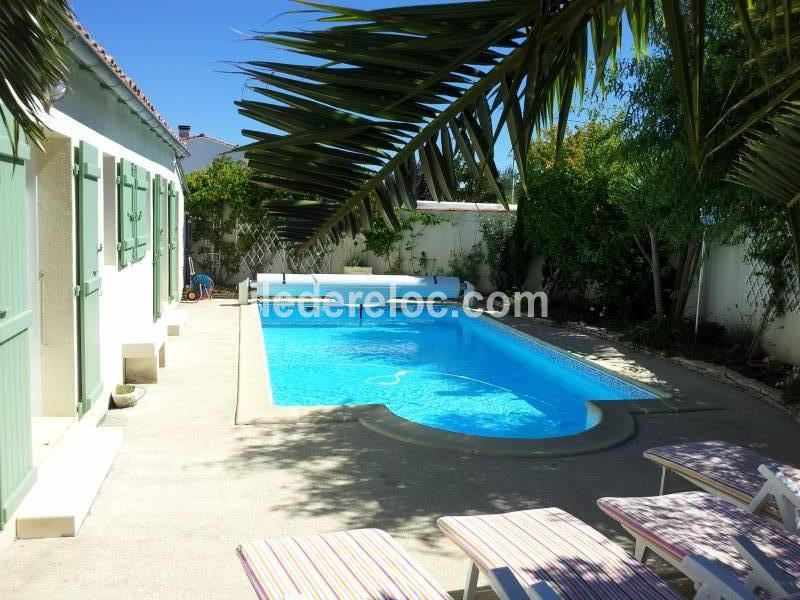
[259,304,657,440]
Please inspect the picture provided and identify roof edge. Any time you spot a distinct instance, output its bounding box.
[185,133,237,147]
[63,20,189,159]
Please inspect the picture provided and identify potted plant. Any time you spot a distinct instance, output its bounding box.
[111,384,144,409]
[343,251,373,275]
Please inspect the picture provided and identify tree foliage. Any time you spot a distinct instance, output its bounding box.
[731,102,800,278]
[516,121,654,320]
[186,158,275,282]
[453,157,516,203]
[363,207,445,273]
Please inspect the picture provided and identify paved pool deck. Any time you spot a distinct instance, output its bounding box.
[1,299,799,599]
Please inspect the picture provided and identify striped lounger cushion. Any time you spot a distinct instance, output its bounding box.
[237,528,452,600]
[643,440,800,516]
[597,491,800,588]
[437,507,683,599]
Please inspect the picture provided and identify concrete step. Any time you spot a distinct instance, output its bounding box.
[166,309,189,336]
[15,427,123,539]
[31,417,74,466]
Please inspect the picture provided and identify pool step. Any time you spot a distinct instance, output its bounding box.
[15,427,122,539]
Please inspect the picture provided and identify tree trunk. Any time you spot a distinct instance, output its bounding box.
[670,236,702,326]
[746,300,777,363]
[647,227,665,317]
[633,229,665,317]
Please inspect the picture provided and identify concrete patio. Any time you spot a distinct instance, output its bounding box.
[0,299,798,599]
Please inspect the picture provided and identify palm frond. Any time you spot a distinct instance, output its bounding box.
[730,101,800,274]
[237,0,800,249]
[237,0,641,249]
[0,0,73,157]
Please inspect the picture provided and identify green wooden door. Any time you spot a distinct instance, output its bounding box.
[168,182,178,301]
[76,141,103,415]
[0,112,36,529]
[152,175,164,320]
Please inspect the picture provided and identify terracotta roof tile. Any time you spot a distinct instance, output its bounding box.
[70,19,185,148]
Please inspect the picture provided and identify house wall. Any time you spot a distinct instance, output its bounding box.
[28,78,184,423]
[687,243,800,365]
[182,136,242,173]
[54,55,177,172]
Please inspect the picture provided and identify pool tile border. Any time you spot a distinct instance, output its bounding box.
[358,403,635,458]
[471,312,661,400]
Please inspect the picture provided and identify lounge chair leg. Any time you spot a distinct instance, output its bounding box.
[463,561,479,600]
[634,538,649,562]
[658,466,668,495]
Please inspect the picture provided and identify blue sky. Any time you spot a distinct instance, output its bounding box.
[71,0,451,144]
[71,0,635,168]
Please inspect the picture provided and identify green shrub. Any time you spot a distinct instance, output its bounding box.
[513,122,655,320]
[449,243,484,284]
[479,215,515,290]
[363,207,446,273]
[622,317,728,360]
[783,376,800,405]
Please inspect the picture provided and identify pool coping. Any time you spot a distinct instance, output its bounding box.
[235,303,710,457]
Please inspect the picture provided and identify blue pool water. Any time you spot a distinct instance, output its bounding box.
[260,304,656,439]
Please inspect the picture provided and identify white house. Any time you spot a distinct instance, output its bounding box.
[0,19,188,545]
[178,125,242,173]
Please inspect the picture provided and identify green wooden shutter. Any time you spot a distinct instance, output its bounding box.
[0,107,36,528]
[118,159,135,266]
[168,181,179,301]
[134,165,149,261]
[152,175,164,320]
[76,141,103,414]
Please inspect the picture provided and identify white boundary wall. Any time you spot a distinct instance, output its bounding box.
[689,243,800,365]
[331,201,517,292]
[197,201,516,292]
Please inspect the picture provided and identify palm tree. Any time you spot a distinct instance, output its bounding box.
[1,0,73,156]
[236,0,800,265]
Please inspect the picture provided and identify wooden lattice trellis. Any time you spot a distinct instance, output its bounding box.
[237,223,334,274]
[745,253,800,313]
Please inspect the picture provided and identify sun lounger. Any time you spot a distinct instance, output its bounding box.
[236,514,794,600]
[644,441,800,529]
[488,566,563,600]
[236,527,562,600]
[438,506,719,600]
[236,528,452,599]
[597,490,800,596]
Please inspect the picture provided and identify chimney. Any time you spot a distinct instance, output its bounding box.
[178,124,191,140]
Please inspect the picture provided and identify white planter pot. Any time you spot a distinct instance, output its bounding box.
[111,386,144,409]
[343,266,373,275]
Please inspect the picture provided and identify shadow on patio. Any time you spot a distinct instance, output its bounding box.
[221,419,686,546]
